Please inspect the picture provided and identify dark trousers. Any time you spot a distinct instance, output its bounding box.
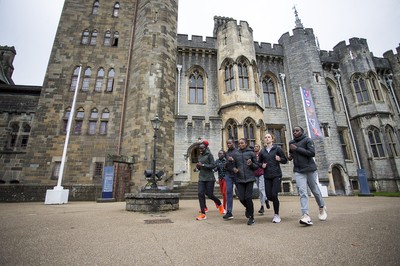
[264,176,282,215]
[198,181,222,214]
[236,181,255,218]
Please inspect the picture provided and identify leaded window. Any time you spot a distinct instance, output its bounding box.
[189,69,204,104]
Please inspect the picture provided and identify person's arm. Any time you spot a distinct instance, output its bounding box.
[295,138,316,158]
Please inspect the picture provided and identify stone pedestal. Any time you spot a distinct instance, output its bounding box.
[125,190,180,212]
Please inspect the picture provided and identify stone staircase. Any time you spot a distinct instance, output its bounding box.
[173,182,223,199]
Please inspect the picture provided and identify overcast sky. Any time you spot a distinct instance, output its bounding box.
[0,0,399,86]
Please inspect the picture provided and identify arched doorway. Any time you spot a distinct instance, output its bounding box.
[332,165,345,195]
[189,145,201,182]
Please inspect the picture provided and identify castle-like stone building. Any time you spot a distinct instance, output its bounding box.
[1,0,400,201]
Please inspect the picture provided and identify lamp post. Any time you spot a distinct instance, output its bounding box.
[150,114,162,189]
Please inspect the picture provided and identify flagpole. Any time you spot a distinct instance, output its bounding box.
[45,64,82,204]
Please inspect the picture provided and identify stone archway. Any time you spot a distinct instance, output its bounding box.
[187,143,201,183]
[332,165,345,195]
[329,164,351,196]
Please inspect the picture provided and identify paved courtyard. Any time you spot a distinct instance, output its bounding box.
[0,196,399,265]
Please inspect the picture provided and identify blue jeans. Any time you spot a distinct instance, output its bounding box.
[295,171,324,215]
[255,175,266,206]
[225,175,235,213]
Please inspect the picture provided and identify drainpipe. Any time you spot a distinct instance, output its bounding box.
[176,65,182,115]
[335,71,361,169]
[385,74,400,115]
[279,73,293,139]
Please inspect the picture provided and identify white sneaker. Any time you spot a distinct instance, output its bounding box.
[272,214,281,223]
[299,214,313,226]
[318,206,327,221]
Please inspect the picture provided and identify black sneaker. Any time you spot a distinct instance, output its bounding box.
[258,206,265,214]
[223,211,233,220]
[247,217,255,225]
[265,200,270,209]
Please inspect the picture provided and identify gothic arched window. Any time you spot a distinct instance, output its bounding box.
[262,75,277,107]
[95,68,104,92]
[352,74,369,103]
[226,119,238,147]
[238,61,249,89]
[224,63,235,92]
[243,118,256,147]
[368,126,385,158]
[189,69,204,104]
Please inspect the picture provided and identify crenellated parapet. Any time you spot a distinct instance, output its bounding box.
[254,42,283,57]
[177,34,217,50]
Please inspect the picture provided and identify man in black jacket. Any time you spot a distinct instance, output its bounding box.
[288,126,327,226]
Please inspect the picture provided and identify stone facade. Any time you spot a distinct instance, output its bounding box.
[1,1,400,201]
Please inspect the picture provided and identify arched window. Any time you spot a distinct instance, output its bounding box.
[20,123,31,149]
[338,128,351,160]
[81,30,90,45]
[82,67,92,91]
[62,107,71,134]
[224,63,235,92]
[113,2,120,17]
[368,126,385,158]
[100,109,109,135]
[326,80,340,112]
[243,118,255,147]
[7,122,19,149]
[352,74,369,103]
[88,108,98,135]
[226,119,238,147]
[74,108,85,135]
[92,1,99,15]
[95,68,104,92]
[238,61,249,89]
[112,31,119,47]
[90,30,98,45]
[188,69,204,104]
[369,73,382,101]
[104,30,111,46]
[106,69,115,92]
[262,75,277,107]
[70,66,80,91]
[385,125,399,157]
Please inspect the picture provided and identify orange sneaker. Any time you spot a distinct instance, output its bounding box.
[196,213,207,220]
[218,205,225,215]
[198,207,208,213]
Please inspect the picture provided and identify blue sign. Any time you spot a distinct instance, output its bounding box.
[357,168,372,195]
[102,166,114,198]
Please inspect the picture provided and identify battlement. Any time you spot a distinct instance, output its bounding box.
[177,34,217,50]
[254,42,283,56]
[278,28,315,46]
[319,50,339,63]
[333,38,369,53]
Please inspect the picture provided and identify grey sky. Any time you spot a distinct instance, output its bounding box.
[0,0,399,86]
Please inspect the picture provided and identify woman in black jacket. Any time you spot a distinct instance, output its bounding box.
[232,138,259,225]
[258,132,288,223]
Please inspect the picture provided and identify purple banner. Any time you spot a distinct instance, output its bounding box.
[302,88,323,139]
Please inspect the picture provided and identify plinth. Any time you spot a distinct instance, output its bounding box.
[125,188,180,212]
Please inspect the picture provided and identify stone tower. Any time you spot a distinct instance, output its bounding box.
[121,0,178,189]
[21,0,178,195]
[278,11,343,182]
[214,16,264,146]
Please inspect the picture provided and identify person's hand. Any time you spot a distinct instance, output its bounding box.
[246,159,252,165]
[196,162,203,169]
[289,143,297,151]
[275,155,281,161]
[262,163,267,168]
[228,156,234,162]
[288,154,293,161]
[233,167,239,173]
